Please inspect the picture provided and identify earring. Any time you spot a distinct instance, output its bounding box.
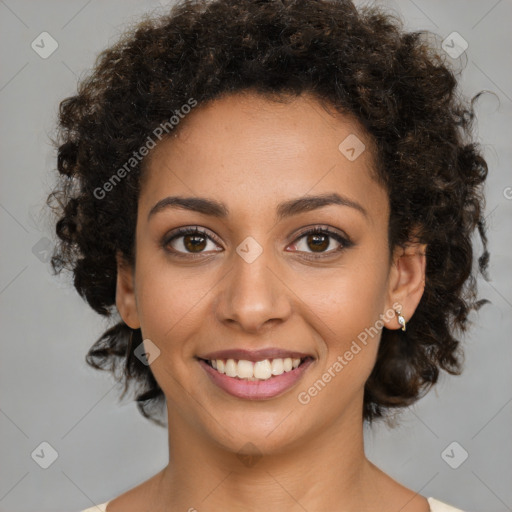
[395,309,406,331]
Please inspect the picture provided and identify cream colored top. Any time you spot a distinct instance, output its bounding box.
[80,496,466,511]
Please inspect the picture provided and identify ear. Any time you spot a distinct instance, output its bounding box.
[383,242,427,331]
[115,251,141,329]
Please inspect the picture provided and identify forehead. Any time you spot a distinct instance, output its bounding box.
[139,92,387,223]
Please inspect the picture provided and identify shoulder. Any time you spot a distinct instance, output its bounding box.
[78,496,465,512]
[427,497,467,512]
[80,502,110,512]
[78,468,165,511]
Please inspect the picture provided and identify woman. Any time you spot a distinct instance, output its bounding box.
[48,0,489,510]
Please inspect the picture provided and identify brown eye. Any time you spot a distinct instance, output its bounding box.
[306,232,330,252]
[288,226,353,258]
[183,233,207,252]
[163,227,222,256]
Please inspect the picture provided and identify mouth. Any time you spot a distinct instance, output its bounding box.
[196,354,315,400]
[198,356,311,381]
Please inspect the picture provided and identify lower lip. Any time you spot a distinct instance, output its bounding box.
[198,358,314,400]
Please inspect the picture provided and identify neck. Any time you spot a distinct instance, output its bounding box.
[156,405,382,511]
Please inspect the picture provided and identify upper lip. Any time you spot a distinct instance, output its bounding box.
[197,348,314,362]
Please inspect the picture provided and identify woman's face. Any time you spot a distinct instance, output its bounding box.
[117,92,416,455]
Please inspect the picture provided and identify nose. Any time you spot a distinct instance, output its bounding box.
[214,245,292,334]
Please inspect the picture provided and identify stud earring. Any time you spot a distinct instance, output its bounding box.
[395,309,406,331]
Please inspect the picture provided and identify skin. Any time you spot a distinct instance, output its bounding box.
[113,92,428,511]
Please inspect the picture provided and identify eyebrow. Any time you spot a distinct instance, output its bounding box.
[147,192,368,221]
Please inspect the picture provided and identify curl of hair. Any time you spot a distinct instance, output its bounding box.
[48,0,489,426]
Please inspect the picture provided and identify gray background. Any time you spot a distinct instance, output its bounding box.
[0,1,511,511]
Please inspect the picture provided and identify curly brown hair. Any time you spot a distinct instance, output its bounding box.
[48,0,489,427]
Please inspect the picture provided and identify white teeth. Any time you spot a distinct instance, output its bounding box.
[237,359,254,379]
[254,359,272,380]
[225,359,237,377]
[208,357,305,380]
[271,358,284,375]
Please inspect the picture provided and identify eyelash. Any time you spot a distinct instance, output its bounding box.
[162,225,353,260]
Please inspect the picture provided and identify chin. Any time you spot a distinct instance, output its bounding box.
[203,411,308,458]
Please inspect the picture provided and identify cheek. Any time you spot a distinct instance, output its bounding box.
[298,253,390,374]
[133,251,213,352]
[133,264,211,401]
[295,292,385,413]
[302,254,389,331]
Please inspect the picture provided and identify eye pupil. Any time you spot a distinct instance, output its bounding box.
[184,235,207,252]
[166,227,346,258]
[307,233,329,252]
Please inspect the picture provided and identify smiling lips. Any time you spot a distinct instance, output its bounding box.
[197,348,314,399]
[206,356,302,380]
